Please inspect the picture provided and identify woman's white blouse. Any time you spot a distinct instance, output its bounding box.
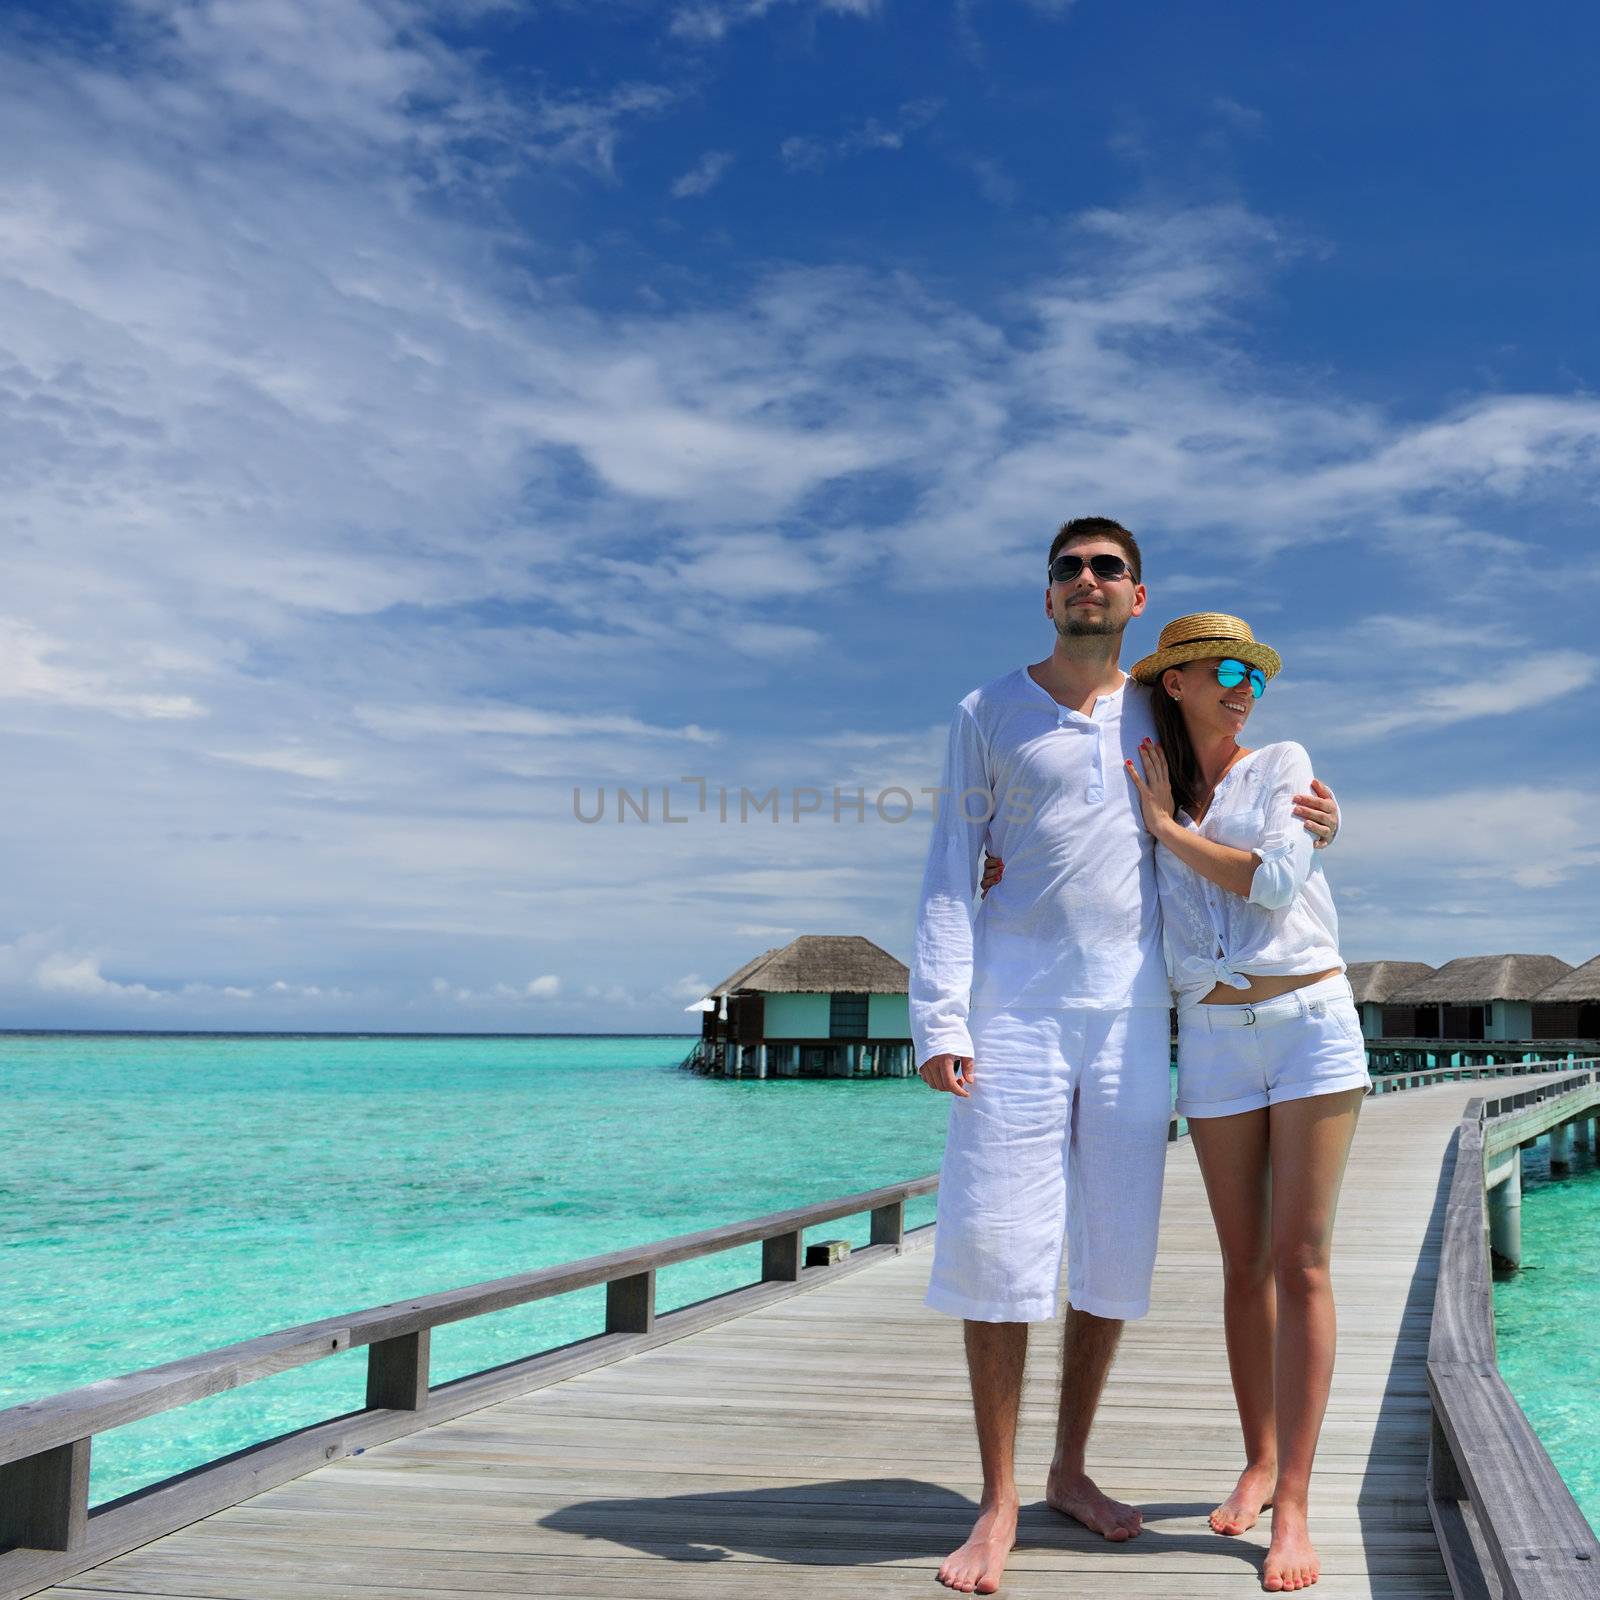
[1156,740,1344,1012]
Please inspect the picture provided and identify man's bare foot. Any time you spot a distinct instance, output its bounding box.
[1044,1467,1142,1541]
[937,1496,1018,1594]
[1263,1505,1320,1591]
[1210,1461,1277,1535]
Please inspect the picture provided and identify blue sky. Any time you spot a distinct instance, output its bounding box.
[3,0,1599,1032]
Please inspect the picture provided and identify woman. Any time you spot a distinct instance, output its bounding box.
[980,612,1369,1594]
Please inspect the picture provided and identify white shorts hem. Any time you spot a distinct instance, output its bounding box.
[1179,1072,1372,1119]
[1065,1289,1151,1321]
[923,1283,1058,1323]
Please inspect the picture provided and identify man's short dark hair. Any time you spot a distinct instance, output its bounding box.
[1048,516,1142,584]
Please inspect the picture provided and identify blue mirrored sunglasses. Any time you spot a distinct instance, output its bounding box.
[1215,658,1267,699]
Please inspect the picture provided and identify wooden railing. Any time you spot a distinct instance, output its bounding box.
[1367,1038,1600,1077]
[1426,1067,1600,1600]
[1368,1055,1600,1094]
[0,1175,937,1600]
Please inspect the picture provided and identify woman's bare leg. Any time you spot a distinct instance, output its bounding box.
[1262,1087,1364,1592]
[1188,1107,1276,1535]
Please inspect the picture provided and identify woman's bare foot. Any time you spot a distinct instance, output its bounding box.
[1044,1466,1142,1541]
[1210,1460,1277,1535]
[937,1495,1018,1594]
[1263,1505,1320,1591]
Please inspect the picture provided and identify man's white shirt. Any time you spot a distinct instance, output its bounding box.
[909,666,1172,1068]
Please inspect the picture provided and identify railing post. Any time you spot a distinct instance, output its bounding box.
[762,1229,802,1281]
[1488,1158,1522,1270]
[0,1437,91,1552]
[871,1199,906,1249]
[605,1270,656,1334]
[1429,1406,1466,1502]
[366,1329,430,1410]
[1549,1121,1572,1173]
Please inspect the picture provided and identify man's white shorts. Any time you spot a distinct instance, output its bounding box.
[1175,973,1372,1119]
[924,1004,1173,1324]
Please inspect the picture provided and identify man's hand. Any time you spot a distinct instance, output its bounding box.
[1294,777,1340,850]
[980,851,1004,898]
[918,1052,975,1097]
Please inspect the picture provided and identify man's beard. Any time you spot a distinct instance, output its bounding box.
[1056,609,1127,639]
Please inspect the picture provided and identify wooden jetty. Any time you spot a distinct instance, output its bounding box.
[5,1064,1600,1600]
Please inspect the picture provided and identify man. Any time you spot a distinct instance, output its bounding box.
[909,517,1339,1596]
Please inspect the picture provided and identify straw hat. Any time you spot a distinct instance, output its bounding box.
[1129,612,1282,686]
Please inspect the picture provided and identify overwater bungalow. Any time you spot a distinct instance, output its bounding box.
[682,933,915,1078]
[1531,954,1600,1040]
[1385,953,1574,1042]
[1345,959,1437,1039]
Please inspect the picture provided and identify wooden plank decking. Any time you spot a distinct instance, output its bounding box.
[40,1082,1490,1600]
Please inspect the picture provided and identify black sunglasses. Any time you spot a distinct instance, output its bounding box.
[1049,553,1134,584]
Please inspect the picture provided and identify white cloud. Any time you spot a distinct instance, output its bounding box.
[724,621,824,658]
[1336,651,1598,740]
[960,154,1019,206]
[267,979,353,999]
[1260,616,1600,752]
[0,939,163,1002]
[671,150,734,198]
[0,933,374,1014]
[429,973,562,1004]
[669,0,880,45]
[780,99,942,171]
[212,746,348,781]
[524,83,679,179]
[355,704,722,742]
[150,0,490,153]
[0,619,206,721]
[1212,96,1265,135]
[1343,786,1600,891]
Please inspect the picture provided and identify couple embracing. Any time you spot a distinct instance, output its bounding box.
[909,516,1369,1595]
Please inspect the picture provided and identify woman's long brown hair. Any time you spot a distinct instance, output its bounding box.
[1148,669,1205,821]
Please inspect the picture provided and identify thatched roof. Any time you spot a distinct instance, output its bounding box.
[1346,961,1436,1007]
[705,935,909,997]
[1389,954,1573,1005]
[1532,954,1600,1003]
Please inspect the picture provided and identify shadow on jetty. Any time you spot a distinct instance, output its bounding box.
[542,1477,1270,1574]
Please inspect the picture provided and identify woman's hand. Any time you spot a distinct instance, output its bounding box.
[979,851,1004,898]
[1125,737,1176,837]
[1294,777,1339,849]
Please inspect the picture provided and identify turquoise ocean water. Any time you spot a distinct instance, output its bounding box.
[3,1033,952,1507]
[6,1034,1595,1528]
[1493,1132,1600,1529]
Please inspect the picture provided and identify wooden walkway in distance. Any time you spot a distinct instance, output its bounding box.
[41,1083,1489,1600]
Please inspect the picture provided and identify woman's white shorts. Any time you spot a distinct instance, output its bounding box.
[924,1004,1173,1325]
[1175,973,1372,1120]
